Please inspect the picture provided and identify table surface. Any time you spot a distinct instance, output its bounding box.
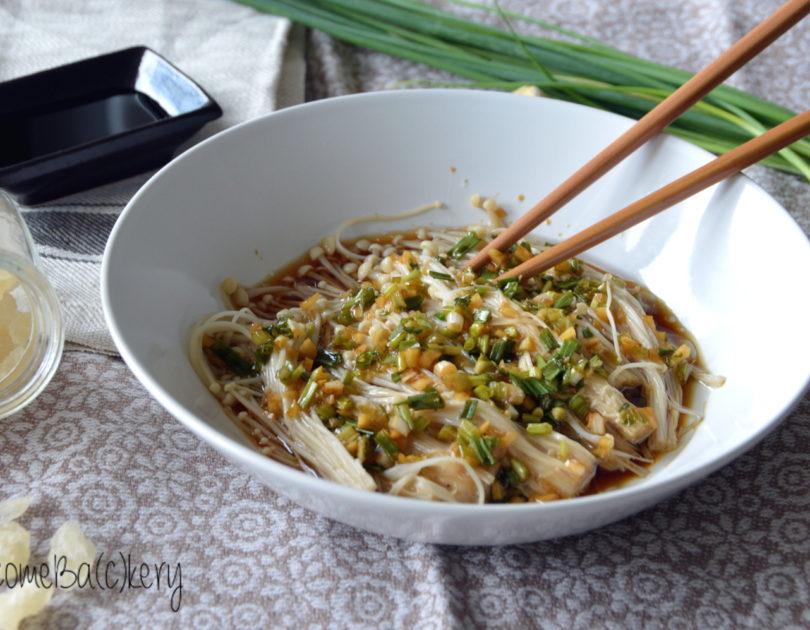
[4,1,810,628]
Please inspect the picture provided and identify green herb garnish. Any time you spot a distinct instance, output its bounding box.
[539,328,558,351]
[404,294,425,311]
[208,341,255,376]
[407,389,445,410]
[298,379,318,409]
[448,231,482,259]
[460,399,479,420]
[429,270,454,281]
[315,349,343,368]
[374,429,399,458]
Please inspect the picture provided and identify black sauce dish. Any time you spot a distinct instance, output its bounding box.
[0,46,222,205]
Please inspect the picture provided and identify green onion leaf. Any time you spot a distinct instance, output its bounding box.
[568,392,590,419]
[510,374,552,400]
[539,328,558,351]
[335,310,355,326]
[559,338,580,358]
[553,290,575,309]
[354,286,377,308]
[254,342,273,369]
[316,403,336,420]
[407,389,445,410]
[511,459,529,482]
[374,429,399,458]
[542,359,563,381]
[458,419,478,443]
[298,379,319,409]
[489,338,515,363]
[315,349,343,368]
[473,308,492,323]
[337,425,358,443]
[448,231,482,259]
[394,401,415,429]
[471,435,498,466]
[208,341,255,376]
[237,0,810,181]
[403,268,421,282]
[460,398,479,420]
[356,350,379,370]
[429,270,454,281]
[477,334,491,357]
[526,422,553,436]
[500,279,524,300]
[404,294,425,310]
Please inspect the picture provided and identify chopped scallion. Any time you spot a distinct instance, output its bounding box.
[208,341,255,376]
[316,404,336,421]
[470,435,498,466]
[337,425,358,442]
[354,286,377,308]
[448,231,482,259]
[315,349,343,368]
[539,328,558,351]
[356,350,379,370]
[403,294,424,311]
[429,270,454,281]
[407,389,445,410]
[553,291,575,309]
[374,430,399,458]
[500,279,524,300]
[489,338,515,363]
[559,338,580,358]
[394,401,415,430]
[403,268,421,282]
[298,379,318,409]
[473,308,492,323]
[511,459,529,482]
[542,359,563,381]
[526,422,553,436]
[460,399,479,420]
[568,392,590,418]
[510,374,552,400]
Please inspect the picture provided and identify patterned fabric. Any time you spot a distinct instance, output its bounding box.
[3,1,809,628]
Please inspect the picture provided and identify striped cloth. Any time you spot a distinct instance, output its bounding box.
[3,0,305,353]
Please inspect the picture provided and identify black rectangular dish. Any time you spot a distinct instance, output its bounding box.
[0,46,222,205]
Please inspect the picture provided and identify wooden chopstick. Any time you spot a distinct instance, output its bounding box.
[498,109,810,280]
[466,0,810,271]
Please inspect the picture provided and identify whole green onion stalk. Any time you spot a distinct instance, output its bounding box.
[234,0,810,181]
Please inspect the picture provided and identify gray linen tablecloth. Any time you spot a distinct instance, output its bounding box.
[3,1,809,628]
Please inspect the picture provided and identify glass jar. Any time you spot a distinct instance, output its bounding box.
[0,191,64,418]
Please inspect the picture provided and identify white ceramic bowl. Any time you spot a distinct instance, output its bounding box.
[102,89,810,545]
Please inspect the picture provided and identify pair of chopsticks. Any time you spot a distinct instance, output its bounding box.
[465,0,810,280]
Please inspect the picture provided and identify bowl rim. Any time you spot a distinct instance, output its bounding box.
[101,88,810,519]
